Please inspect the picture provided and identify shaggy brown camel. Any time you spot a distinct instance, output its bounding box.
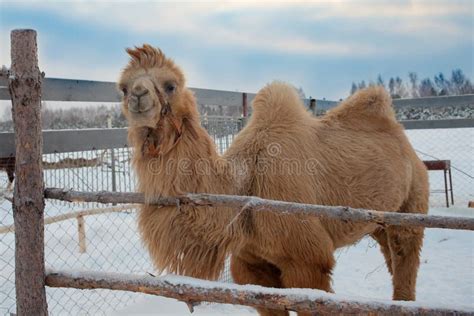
[118,45,429,316]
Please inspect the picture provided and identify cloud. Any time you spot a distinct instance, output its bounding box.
[6,0,471,58]
[4,1,380,56]
[306,1,472,39]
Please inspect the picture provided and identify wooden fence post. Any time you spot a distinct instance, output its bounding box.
[10,29,48,315]
[242,92,248,118]
[309,98,316,115]
[77,215,87,253]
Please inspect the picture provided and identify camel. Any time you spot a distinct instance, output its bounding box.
[118,45,429,316]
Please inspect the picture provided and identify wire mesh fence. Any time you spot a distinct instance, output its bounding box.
[406,127,474,208]
[0,116,473,315]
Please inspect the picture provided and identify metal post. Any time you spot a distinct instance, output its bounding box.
[448,167,454,205]
[241,92,248,129]
[10,29,48,315]
[242,92,248,118]
[309,99,317,116]
[444,170,449,208]
[108,117,117,194]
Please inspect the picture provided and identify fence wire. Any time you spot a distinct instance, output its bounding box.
[0,116,473,315]
[406,127,474,208]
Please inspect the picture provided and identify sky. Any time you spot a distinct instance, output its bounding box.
[0,0,473,100]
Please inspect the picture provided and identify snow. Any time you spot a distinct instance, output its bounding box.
[114,207,473,315]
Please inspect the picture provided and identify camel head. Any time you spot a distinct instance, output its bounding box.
[118,44,189,128]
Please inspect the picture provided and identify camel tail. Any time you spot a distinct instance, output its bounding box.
[327,86,396,122]
[251,81,309,123]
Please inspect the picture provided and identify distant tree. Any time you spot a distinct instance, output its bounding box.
[418,78,437,97]
[349,68,473,99]
[408,72,419,98]
[460,78,474,95]
[449,69,474,95]
[376,74,384,87]
[358,80,367,90]
[295,86,306,99]
[393,77,408,99]
[350,82,358,95]
[434,72,450,96]
[388,77,396,96]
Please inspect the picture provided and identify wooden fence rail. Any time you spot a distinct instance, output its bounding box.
[45,269,472,315]
[0,204,138,234]
[0,204,137,253]
[1,75,473,110]
[1,118,473,157]
[44,188,474,231]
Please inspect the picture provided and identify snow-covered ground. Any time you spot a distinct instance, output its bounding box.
[114,207,474,315]
[1,205,472,315]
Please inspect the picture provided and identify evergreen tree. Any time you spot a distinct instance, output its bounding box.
[408,72,419,98]
[393,77,407,99]
[376,74,384,87]
[350,82,358,95]
[419,78,437,97]
[358,80,367,90]
[434,72,450,96]
[388,77,395,96]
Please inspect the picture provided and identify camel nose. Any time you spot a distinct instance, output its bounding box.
[131,84,149,98]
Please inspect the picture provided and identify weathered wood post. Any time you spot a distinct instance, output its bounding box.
[10,29,48,315]
[77,215,86,253]
[242,92,248,118]
[309,98,316,116]
[241,92,248,129]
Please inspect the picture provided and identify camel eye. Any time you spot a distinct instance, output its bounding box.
[165,83,176,94]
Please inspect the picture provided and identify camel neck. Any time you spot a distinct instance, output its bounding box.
[133,118,233,198]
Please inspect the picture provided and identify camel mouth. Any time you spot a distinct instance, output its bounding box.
[129,107,152,114]
[127,101,155,115]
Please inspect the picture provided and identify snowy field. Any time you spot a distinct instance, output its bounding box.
[0,127,473,315]
[115,208,474,315]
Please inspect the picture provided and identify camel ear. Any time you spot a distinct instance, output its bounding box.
[126,47,141,61]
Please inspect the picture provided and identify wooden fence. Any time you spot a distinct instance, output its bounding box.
[4,29,474,315]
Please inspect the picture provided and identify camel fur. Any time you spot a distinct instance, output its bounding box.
[118,45,429,316]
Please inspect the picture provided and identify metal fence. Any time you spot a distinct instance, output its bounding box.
[1,116,473,315]
[0,116,244,315]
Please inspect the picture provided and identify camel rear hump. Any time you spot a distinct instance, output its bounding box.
[251,81,310,124]
[325,86,397,126]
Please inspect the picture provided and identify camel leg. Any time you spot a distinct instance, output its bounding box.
[231,255,288,316]
[279,260,334,316]
[386,225,424,301]
[387,180,428,301]
[371,228,393,275]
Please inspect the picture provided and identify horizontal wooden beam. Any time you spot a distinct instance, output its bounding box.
[3,77,472,110]
[45,269,472,315]
[401,118,474,129]
[393,94,474,108]
[44,188,474,231]
[0,76,323,107]
[0,204,138,234]
[0,128,128,156]
[1,118,472,157]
